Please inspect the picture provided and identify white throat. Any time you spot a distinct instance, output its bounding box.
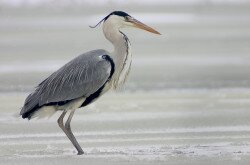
[103,19,132,89]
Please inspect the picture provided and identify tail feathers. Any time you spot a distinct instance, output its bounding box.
[20,91,58,119]
[21,105,57,120]
[20,91,41,119]
[20,104,39,119]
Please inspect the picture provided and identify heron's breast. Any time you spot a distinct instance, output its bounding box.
[113,42,132,89]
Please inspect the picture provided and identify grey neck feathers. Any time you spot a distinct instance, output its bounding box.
[103,24,132,89]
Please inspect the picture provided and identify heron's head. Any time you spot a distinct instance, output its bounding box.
[90,11,161,35]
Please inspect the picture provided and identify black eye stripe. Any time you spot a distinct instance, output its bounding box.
[90,11,131,28]
[111,11,130,17]
[104,11,130,21]
[124,16,129,21]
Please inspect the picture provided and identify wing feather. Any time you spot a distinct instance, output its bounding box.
[20,49,112,116]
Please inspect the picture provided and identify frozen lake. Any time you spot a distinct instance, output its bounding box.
[1,90,250,164]
[1,0,250,164]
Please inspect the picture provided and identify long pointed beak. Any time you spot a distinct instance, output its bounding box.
[128,17,161,35]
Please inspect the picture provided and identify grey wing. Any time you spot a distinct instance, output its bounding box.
[20,49,113,116]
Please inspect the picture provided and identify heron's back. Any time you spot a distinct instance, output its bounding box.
[20,49,114,119]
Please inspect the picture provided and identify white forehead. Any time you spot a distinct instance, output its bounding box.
[106,15,125,24]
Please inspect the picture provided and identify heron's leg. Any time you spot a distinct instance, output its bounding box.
[57,110,83,155]
[57,110,67,132]
[64,109,84,155]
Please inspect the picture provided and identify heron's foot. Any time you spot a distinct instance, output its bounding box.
[77,150,84,155]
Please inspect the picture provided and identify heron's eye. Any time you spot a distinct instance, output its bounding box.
[124,16,129,21]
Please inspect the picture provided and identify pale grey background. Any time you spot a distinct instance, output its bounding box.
[0,0,250,164]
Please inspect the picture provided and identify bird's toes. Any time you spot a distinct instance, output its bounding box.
[77,151,84,155]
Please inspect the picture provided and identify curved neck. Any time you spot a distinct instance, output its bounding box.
[103,22,132,88]
[103,22,127,57]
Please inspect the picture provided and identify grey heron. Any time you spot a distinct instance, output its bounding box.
[20,11,160,155]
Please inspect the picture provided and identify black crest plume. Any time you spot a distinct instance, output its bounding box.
[89,11,130,28]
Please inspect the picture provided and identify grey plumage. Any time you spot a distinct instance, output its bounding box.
[20,49,113,118]
[20,11,160,155]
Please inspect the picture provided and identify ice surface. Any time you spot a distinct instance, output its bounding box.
[0,91,250,164]
[1,1,250,164]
